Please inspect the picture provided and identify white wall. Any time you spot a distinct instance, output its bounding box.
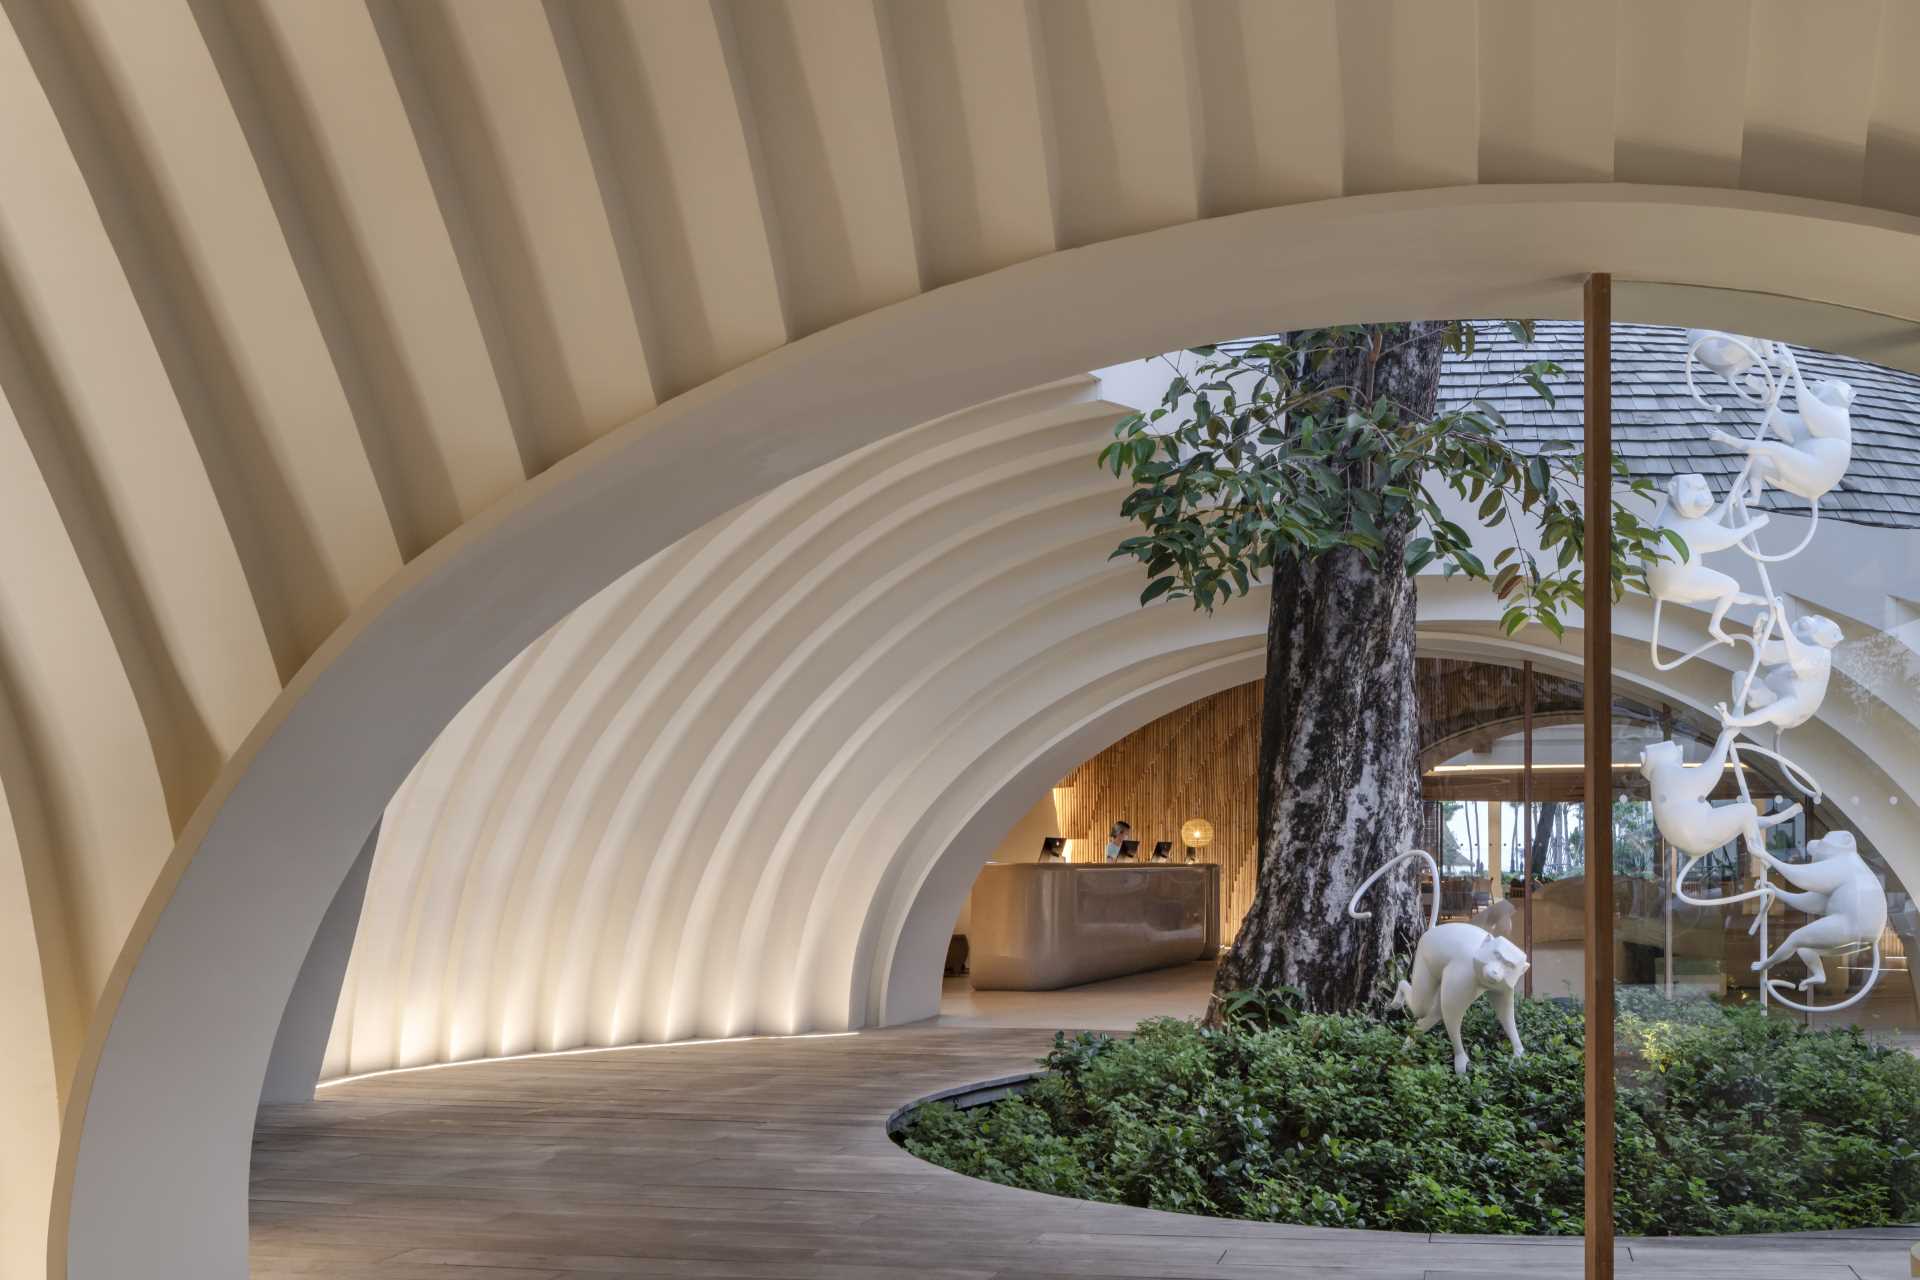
[954,790,1063,938]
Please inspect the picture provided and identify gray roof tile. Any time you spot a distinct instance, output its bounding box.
[1428,322,1920,529]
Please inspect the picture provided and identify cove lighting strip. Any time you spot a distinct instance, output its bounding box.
[315,1030,860,1089]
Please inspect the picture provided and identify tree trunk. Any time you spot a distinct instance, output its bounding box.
[1212,323,1447,1014]
[1528,802,1559,878]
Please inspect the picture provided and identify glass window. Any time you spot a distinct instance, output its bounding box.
[1606,323,1920,1245]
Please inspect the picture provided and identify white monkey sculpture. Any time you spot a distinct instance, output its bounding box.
[1641,728,1801,861]
[1707,352,1853,560]
[1719,598,1843,735]
[1647,473,1772,669]
[1348,849,1527,1074]
[1661,331,1884,1018]
[1748,832,1888,1011]
[1687,329,1763,386]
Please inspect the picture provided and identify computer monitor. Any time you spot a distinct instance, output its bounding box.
[1151,841,1173,861]
[1039,836,1066,860]
[1115,839,1140,860]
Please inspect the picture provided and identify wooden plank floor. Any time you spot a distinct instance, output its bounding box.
[252,1024,1918,1279]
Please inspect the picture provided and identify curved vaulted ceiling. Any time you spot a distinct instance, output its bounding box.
[323,377,1274,1077]
[325,355,1920,1085]
[3,2,1920,1277]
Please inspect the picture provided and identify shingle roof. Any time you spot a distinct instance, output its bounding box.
[1434,322,1920,529]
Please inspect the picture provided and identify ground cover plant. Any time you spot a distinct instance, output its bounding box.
[896,991,1920,1236]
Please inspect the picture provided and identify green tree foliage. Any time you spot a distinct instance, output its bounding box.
[1613,796,1660,879]
[1097,323,1679,637]
[898,998,1920,1236]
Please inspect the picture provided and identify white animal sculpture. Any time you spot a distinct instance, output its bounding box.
[1647,473,1772,667]
[1748,832,1888,1012]
[1687,329,1764,387]
[1348,849,1527,1074]
[1708,362,1853,507]
[1641,728,1801,860]
[1666,332,1884,1018]
[1720,599,1843,735]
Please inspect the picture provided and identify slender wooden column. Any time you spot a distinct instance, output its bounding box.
[1522,659,1535,996]
[1582,273,1616,1280]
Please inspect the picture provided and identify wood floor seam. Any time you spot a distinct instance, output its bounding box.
[252,1023,1917,1279]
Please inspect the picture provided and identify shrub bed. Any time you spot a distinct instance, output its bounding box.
[897,993,1920,1235]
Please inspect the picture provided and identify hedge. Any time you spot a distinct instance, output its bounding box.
[897,992,1920,1235]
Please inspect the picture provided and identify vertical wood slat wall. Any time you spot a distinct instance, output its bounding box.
[1054,680,1263,940]
[1047,661,1566,945]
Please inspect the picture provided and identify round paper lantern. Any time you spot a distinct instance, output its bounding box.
[1180,818,1214,849]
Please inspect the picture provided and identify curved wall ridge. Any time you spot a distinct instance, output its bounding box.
[328,359,1920,1081]
[322,377,1148,1072]
[9,3,1919,1269]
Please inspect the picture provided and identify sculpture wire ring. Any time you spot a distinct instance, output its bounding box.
[1685,331,1777,412]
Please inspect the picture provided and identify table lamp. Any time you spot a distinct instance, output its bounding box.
[1181,818,1213,863]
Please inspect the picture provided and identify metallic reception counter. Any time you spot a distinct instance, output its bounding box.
[967,862,1221,990]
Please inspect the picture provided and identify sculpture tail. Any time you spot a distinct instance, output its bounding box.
[1760,941,1882,1015]
[1741,501,1819,564]
[1649,597,1731,671]
[1348,848,1441,932]
[1674,850,1777,908]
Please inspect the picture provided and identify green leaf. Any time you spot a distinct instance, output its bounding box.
[1523,368,1556,407]
[1527,455,1550,498]
[1099,326,1665,635]
[1140,576,1177,605]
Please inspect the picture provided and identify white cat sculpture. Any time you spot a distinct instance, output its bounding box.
[1720,598,1843,735]
[1348,849,1527,1074]
[1748,832,1889,1011]
[1641,728,1801,860]
[1647,473,1772,667]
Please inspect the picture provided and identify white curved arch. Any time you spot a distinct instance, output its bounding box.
[865,640,1269,1027]
[3,9,1919,1274]
[325,354,1920,1092]
[57,190,1920,1280]
[879,593,1920,1036]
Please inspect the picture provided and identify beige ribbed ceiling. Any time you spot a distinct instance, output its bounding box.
[6,3,1920,1277]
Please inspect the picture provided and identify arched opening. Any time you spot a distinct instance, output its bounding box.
[59,193,1920,1278]
[895,645,1920,1041]
[292,321,1920,1090]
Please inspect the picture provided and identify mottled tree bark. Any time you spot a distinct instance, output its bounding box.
[1528,802,1560,878]
[1213,323,1448,1014]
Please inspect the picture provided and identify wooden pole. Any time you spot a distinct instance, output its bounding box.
[1488,800,1503,901]
[1522,659,1535,997]
[1582,273,1616,1280]
[1664,838,1675,998]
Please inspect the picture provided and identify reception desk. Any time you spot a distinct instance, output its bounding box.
[967,862,1220,990]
